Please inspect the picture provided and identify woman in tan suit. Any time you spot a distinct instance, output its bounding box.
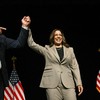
[27,17,83,100]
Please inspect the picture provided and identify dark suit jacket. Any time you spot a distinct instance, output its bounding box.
[0,27,29,87]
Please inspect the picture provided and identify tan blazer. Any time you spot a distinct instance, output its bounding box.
[28,29,82,89]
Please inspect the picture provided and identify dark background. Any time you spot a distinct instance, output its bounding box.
[0,0,100,100]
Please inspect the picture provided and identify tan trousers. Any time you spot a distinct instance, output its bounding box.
[46,82,77,100]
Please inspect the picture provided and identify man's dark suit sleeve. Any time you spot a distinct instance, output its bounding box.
[6,27,29,49]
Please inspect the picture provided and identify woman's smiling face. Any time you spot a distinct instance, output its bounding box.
[54,30,63,46]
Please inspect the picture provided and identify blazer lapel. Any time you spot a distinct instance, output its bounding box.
[49,45,69,63]
[50,45,60,62]
[61,46,69,63]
